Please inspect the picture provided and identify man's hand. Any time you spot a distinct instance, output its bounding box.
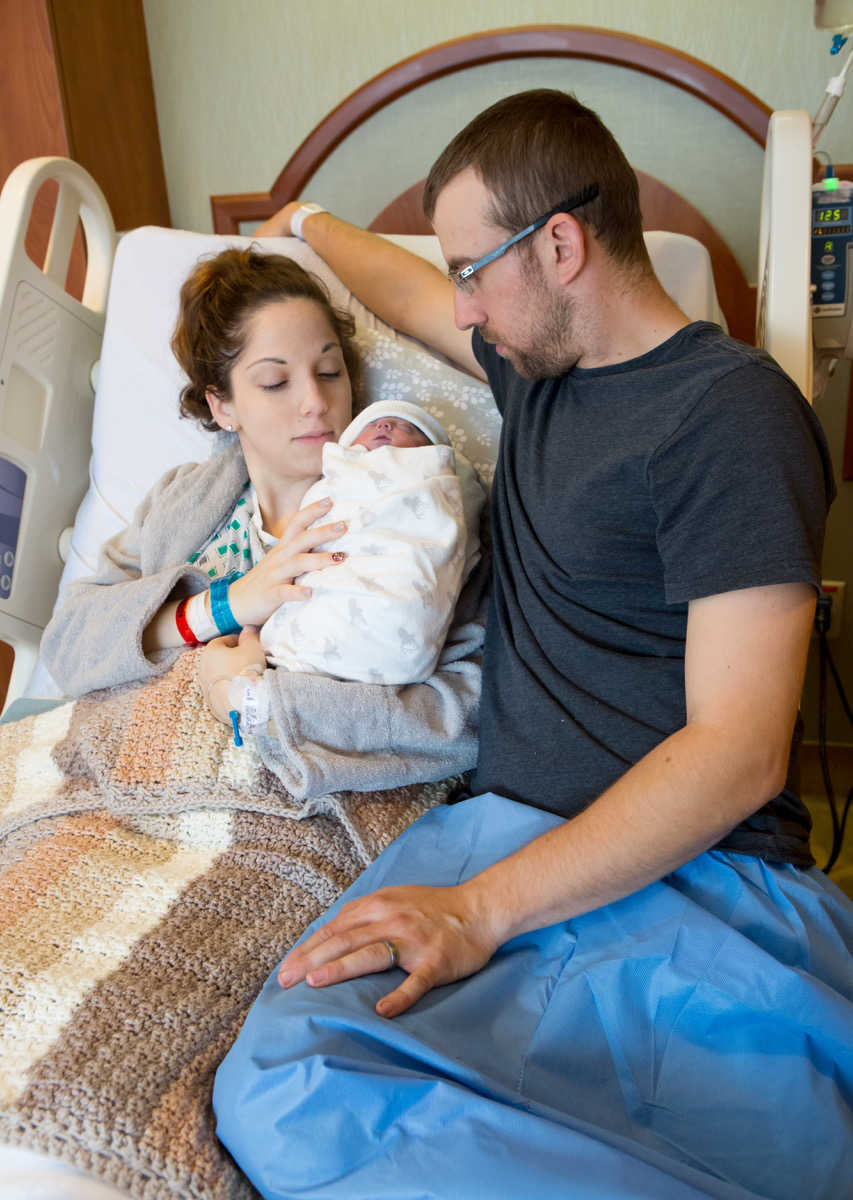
[277,882,501,1018]
[254,201,304,238]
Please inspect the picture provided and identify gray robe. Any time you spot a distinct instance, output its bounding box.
[40,442,487,801]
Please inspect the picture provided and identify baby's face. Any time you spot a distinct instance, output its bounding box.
[352,416,432,451]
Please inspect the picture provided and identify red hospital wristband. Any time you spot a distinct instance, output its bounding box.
[175,597,202,646]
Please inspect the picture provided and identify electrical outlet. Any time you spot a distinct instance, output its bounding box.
[818,580,846,639]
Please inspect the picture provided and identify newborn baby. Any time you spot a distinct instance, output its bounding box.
[260,400,485,685]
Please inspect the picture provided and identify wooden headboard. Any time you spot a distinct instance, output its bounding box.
[211,25,773,344]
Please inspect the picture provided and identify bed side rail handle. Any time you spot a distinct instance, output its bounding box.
[0,159,116,708]
[0,157,116,317]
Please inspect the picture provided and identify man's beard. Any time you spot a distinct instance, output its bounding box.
[486,271,580,380]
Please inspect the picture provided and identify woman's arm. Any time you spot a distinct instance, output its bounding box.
[141,498,346,655]
[40,443,350,696]
[40,448,247,695]
[39,461,219,696]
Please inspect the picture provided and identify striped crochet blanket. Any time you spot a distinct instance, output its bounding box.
[0,652,455,1198]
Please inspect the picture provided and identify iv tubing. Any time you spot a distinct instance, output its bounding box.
[813,43,853,146]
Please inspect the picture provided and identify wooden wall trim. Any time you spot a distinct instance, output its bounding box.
[211,24,772,233]
[47,0,170,229]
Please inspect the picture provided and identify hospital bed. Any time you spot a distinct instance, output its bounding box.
[0,25,829,1200]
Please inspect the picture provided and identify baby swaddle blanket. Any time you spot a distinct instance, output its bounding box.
[261,441,472,684]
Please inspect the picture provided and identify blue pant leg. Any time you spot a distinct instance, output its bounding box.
[214,795,853,1200]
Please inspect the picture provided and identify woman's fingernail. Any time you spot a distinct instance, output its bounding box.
[333,521,346,531]
[331,552,346,563]
[321,497,332,507]
[278,970,294,988]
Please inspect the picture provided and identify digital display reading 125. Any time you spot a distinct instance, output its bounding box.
[814,205,851,235]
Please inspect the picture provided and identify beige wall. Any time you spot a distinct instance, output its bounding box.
[141,0,847,255]
[142,0,853,740]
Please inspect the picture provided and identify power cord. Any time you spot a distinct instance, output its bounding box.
[814,593,853,873]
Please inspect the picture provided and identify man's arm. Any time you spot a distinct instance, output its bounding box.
[255,203,484,379]
[278,581,816,1016]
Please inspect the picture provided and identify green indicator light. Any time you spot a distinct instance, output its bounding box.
[825,176,840,191]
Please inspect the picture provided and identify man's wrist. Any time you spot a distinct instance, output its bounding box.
[456,871,518,950]
[291,202,327,240]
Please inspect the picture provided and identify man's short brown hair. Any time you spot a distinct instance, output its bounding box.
[423,89,649,270]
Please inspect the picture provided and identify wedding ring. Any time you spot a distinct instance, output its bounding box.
[382,939,399,969]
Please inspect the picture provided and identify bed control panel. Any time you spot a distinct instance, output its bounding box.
[811,180,853,357]
[0,456,26,600]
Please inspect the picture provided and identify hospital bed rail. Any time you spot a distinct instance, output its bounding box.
[0,157,115,709]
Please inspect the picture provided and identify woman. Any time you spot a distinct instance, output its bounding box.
[40,248,486,799]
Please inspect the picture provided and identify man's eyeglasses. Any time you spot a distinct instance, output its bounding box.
[447,184,600,295]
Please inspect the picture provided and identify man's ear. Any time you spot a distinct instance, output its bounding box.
[547,214,586,285]
[205,387,237,432]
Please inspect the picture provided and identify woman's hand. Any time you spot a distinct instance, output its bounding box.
[227,498,346,628]
[277,882,503,1019]
[198,626,266,722]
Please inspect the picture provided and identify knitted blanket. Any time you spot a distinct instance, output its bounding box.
[0,652,456,1198]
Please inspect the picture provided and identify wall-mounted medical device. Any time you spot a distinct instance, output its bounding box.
[810,7,853,390]
[812,179,853,362]
[756,11,853,400]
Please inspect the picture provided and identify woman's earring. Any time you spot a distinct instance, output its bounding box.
[226,424,234,432]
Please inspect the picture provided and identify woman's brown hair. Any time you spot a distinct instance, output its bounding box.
[171,247,362,431]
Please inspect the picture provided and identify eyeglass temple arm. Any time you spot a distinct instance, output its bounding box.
[457,183,599,280]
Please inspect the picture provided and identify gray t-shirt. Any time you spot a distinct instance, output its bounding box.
[471,322,834,865]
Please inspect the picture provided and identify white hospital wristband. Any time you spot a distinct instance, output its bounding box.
[291,202,326,240]
[227,672,270,734]
[185,590,219,643]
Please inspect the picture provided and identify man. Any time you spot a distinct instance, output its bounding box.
[216,92,851,1197]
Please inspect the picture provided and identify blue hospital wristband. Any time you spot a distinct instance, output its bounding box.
[209,576,242,636]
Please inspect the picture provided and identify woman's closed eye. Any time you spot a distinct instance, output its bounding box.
[257,368,341,390]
